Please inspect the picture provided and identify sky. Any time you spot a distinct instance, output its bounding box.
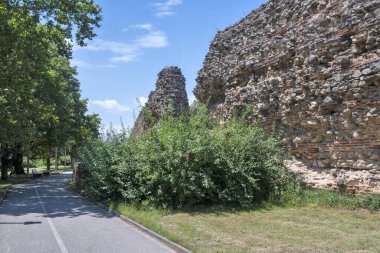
[72,0,267,130]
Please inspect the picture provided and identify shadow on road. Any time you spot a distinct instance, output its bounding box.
[0,221,42,225]
[0,173,114,220]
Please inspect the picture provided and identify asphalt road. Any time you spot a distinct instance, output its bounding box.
[0,173,174,253]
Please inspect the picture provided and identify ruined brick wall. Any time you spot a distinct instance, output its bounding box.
[133,66,189,134]
[194,0,380,193]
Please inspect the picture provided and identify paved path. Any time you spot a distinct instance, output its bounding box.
[0,173,174,253]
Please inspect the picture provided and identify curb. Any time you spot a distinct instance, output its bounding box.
[111,210,192,253]
[65,185,192,253]
[0,185,11,206]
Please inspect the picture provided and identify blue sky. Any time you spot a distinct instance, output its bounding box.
[72,0,267,130]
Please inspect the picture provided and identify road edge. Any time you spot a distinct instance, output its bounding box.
[0,185,11,206]
[65,185,192,253]
[111,210,192,253]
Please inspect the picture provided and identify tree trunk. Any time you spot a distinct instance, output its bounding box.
[70,155,73,170]
[27,152,30,178]
[47,157,51,171]
[12,144,24,174]
[1,146,11,180]
[70,145,78,180]
[1,158,8,181]
[64,147,67,170]
[55,147,58,171]
[70,145,77,171]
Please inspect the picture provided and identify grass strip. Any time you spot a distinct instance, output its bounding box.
[71,181,380,253]
[106,201,380,253]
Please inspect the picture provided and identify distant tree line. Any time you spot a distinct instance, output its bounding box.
[0,0,102,180]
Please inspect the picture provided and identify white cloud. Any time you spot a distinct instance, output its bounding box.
[136,97,148,107]
[155,0,183,10]
[188,94,196,105]
[92,100,131,112]
[85,40,140,63]
[154,0,183,17]
[136,31,168,48]
[78,29,168,63]
[71,59,116,69]
[110,52,142,63]
[123,23,154,32]
[155,11,175,18]
[85,40,137,54]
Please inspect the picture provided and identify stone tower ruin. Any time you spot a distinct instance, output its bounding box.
[133,66,189,134]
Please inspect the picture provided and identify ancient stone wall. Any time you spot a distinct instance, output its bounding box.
[133,66,189,134]
[195,0,380,193]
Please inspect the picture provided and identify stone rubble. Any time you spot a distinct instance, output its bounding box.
[194,0,380,193]
[133,66,189,134]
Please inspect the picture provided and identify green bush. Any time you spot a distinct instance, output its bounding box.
[78,106,293,209]
[359,194,380,210]
[280,186,380,211]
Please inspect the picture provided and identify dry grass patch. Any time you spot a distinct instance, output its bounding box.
[111,204,380,253]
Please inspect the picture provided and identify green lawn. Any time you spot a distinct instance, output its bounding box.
[35,165,72,175]
[1,174,29,185]
[109,203,380,253]
[0,182,10,200]
[0,166,72,186]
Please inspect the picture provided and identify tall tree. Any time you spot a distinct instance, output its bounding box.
[0,0,102,178]
[34,56,100,170]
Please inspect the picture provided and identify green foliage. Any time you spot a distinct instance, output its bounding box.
[0,0,101,178]
[2,0,102,50]
[281,186,380,211]
[359,194,380,211]
[78,106,293,209]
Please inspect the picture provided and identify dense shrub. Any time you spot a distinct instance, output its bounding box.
[279,179,380,211]
[78,106,293,209]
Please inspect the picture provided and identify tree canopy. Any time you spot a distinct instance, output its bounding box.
[0,0,102,179]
